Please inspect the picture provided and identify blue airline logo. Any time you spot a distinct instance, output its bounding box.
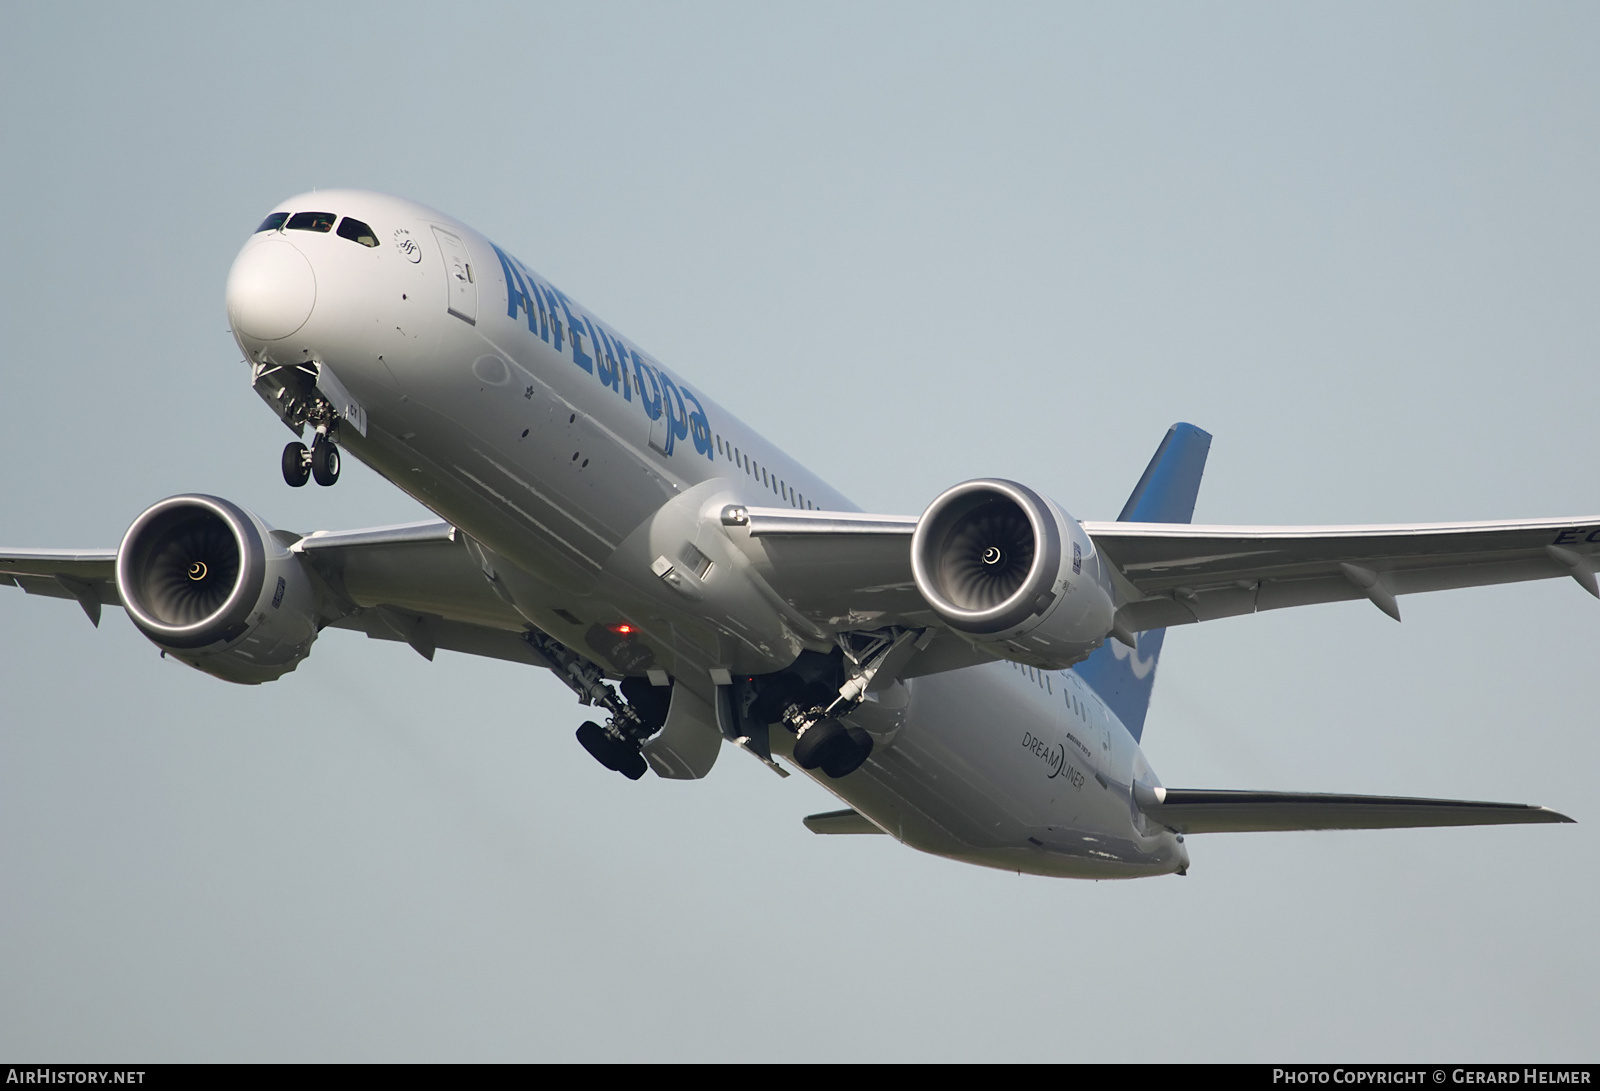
[491,243,713,460]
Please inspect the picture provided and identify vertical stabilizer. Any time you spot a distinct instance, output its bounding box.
[1071,423,1211,742]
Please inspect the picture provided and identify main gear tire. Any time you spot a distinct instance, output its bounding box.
[576,721,621,770]
[821,726,874,779]
[617,748,648,781]
[793,718,852,771]
[577,720,649,780]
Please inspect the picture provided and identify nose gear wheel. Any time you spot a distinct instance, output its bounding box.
[311,438,340,486]
[282,442,310,487]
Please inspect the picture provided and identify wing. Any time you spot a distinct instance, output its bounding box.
[725,507,1600,639]
[721,508,1002,676]
[727,508,921,628]
[295,522,545,666]
[1086,516,1600,630]
[0,521,546,668]
[0,548,120,626]
[1133,784,1573,834]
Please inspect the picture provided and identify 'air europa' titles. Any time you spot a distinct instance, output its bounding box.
[490,242,714,460]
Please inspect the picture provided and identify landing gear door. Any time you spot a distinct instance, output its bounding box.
[432,226,477,325]
[641,683,722,780]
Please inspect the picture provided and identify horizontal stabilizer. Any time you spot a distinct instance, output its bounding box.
[1135,783,1573,834]
[803,808,885,835]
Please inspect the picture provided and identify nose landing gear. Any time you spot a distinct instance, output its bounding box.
[254,361,349,489]
[280,435,340,487]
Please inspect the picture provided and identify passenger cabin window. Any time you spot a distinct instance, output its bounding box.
[256,211,289,233]
[336,217,379,247]
[286,211,336,233]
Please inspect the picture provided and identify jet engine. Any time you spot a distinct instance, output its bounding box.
[116,495,323,684]
[910,479,1115,669]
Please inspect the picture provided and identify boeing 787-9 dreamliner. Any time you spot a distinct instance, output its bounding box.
[1,191,1582,878]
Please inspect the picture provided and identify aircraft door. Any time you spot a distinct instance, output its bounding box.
[432,226,477,325]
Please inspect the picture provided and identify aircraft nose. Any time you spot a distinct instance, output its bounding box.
[226,238,317,341]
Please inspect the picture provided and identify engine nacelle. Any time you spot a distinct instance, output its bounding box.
[911,479,1115,669]
[116,495,323,684]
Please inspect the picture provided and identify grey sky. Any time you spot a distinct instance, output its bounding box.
[1,2,1595,1060]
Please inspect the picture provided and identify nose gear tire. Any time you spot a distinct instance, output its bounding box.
[311,441,340,486]
[281,442,310,487]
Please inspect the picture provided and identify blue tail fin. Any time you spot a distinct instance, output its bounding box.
[1071,423,1211,743]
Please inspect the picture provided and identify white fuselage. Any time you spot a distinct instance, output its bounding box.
[227,190,1188,879]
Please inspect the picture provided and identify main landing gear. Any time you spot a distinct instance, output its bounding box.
[520,628,668,780]
[764,629,920,780]
[282,435,340,488]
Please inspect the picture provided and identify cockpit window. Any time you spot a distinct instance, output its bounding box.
[285,211,336,233]
[336,217,380,247]
[256,211,290,233]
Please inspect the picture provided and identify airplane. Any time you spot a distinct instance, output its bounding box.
[0,189,1583,880]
